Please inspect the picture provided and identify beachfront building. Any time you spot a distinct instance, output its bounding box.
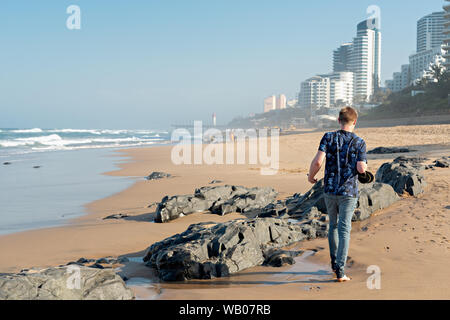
[385,11,446,89]
[276,94,287,110]
[299,72,353,109]
[417,11,445,53]
[444,1,450,69]
[350,19,382,101]
[263,95,276,113]
[386,64,411,92]
[328,72,354,106]
[298,76,331,109]
[410,46,445,82]
[333,43,353,72]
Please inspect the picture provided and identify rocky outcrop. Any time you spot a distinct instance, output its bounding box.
[146,172,171,180]
[367,147,414,154]
[0,266,133,300]
[143,218,310,281]
[375,156,427,196]
[256,179,398,222]
[353,183,399,221]
[433,156,449,168]
[155,185,278,223]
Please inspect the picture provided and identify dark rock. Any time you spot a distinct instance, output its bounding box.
[76,258,90,264]
[155,185,278,223]
[0,266,133,300]
[146,172,171,180]
[209,180,223,184]
[263,248,303,267]
[375,156,427,196]
[90,263,105,269]
[103,213,129,220]
[33,166,41,169]
[143,218,308,281]
[353,183,399,221]
[256,177,399,223]
[433,157,450,168]
[3,162,11,165]
[367,147,414,154]
[95,258,109,264]
[117,257,129,264]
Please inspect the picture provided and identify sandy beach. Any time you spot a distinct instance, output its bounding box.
[0,124,449,299]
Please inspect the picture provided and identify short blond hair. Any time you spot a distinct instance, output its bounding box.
[339,107,358,125]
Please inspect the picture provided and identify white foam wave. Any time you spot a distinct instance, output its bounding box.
[47,129,102,135]
[11,128,43,133]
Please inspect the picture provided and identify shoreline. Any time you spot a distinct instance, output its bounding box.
[0,124,449,299]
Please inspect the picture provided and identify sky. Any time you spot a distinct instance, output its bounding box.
[0,0,446,129]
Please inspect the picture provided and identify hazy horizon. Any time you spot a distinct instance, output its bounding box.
[0,0,445,129]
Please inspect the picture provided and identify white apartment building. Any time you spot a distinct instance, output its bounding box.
[328,72,354,106]
[444,1,450,68]
[386,11,446,90]
[417,11,445,53]
[409,46,445,82]
[276,94,287,110]
[351,19,381,101]
[299,72,353,109]
[263,95,276,113]
[299,76,331,109]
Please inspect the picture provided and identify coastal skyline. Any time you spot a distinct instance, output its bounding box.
[0,0,445,129]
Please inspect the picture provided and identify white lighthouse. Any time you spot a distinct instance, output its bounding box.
[212,113,216,127]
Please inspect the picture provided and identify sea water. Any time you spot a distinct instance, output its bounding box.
[0,128,170,235]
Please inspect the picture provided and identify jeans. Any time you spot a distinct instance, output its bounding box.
[324,193,358,278]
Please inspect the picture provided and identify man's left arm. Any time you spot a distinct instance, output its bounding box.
[356,140,367,174]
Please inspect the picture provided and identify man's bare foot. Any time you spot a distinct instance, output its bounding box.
[337,275,351,282]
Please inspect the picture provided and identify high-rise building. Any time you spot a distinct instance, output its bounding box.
[276,94,287,110]
[444,1,450,68]
[417,11,445,53]
[298,76,331,109]
[351,19,381,101]
[263,95,276,113]
[333,43,353,72]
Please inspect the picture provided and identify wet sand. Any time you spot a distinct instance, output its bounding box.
[0,124,449,299]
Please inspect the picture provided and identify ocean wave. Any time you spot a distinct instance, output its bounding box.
[46,129,102,135]
[11,128,43,133]
[31,141,158,152]
[0,134,165,149]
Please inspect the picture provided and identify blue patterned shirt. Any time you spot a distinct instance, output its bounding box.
[318,130,367,197]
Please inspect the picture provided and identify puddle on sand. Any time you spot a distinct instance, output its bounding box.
[121,250,334,299]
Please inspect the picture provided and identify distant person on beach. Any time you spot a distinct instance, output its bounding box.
[307,107,367,282]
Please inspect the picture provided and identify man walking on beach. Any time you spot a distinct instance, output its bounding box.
[307,107,367,282]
